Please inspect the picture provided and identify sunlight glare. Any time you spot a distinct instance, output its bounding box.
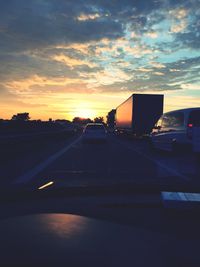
[73,107,97,119]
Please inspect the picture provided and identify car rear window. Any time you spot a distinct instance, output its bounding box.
[86,125,105,130]
[188,110,200,126]
[162,112,184,127]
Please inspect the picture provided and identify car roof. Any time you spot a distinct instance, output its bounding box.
[86,123,104,126]
[163,107,200,115]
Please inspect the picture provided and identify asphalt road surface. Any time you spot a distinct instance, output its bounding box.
[1,133,198,190]
[1,133,200,267]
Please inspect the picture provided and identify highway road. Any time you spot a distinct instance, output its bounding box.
[1,132,200,267]
[1,133,198,191]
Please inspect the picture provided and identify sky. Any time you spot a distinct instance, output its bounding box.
[0,0,200,120]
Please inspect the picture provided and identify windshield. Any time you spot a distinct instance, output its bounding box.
[1,3,200,266]
[0,0,199,194]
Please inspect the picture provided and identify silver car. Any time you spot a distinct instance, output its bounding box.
[82,123,107,142]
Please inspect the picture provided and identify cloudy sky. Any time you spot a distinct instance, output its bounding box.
[0,0,200,120]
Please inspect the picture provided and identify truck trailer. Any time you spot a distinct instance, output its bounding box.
[115,94,164,136]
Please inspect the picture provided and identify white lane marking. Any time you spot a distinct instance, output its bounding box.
[14,137,81,184]
[114,138,190,181]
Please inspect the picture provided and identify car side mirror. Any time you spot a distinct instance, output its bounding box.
[154,125,161,130]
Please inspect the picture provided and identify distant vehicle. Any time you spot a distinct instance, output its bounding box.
[82,123,107,142]
[115,94,163,136]
[151,108,200,152]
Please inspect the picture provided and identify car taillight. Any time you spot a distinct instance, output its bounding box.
[187,124,193,139]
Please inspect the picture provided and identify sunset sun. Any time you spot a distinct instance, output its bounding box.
[74,108,97,119]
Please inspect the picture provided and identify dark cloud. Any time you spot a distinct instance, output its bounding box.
[0,0,168,53]
[0,0,197,52]
[0,48,86,82]
[175,14,200,49]
[0,0,199,96]
[0,0,124,53]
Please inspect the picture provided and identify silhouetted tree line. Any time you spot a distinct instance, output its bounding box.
[106,109,116,128]
[0,112,105,134]
[12,112,30,121]
[72,116,104,124]
[0,112,67,134]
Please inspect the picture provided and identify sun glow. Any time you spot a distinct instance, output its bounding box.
[73,107,97,119]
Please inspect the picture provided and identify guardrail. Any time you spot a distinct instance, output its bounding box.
[0,128,77,140]
[0,129,82,150]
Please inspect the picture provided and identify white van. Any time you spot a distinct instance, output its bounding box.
[193,127,200,155]
[151,108,200,152]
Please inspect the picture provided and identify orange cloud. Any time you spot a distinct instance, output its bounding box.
[146,32,158,38]
[150,62,166,68]
[52,54,96,68]
[5,75,83,91]
[169,8,188,33]
[76,13,100,21]
[153,72,164,76]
